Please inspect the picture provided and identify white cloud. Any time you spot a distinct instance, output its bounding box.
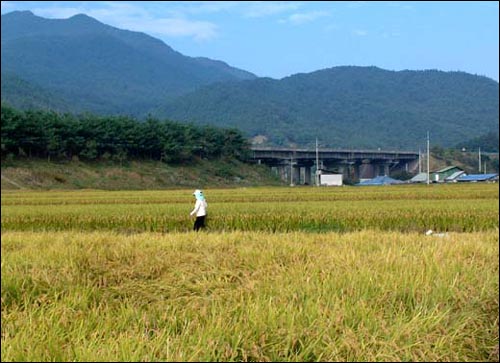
[386,2,415,11]
[1,1,16,14]
[174,1,241,15]
[17,1,218,41]
[353,29,368,36]
[381,31,401,38]
[29,6,92,19]
[283,10,330,25]
[127,17,218,41]
[347,1,368,9]
[324,23,340,32]
[244,1,303,18]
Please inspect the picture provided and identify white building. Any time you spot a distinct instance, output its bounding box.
[319,171,343,186]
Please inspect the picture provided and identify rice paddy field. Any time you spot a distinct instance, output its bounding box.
[1,183,499,361]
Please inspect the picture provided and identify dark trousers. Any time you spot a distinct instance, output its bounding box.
[193,215,206,231]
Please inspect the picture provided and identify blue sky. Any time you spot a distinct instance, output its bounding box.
[2,1,499,81]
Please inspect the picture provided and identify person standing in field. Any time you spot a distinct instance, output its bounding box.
[190,189,208,231]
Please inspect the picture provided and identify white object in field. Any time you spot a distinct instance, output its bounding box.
[425,229,448,237]
[320,174,343,186]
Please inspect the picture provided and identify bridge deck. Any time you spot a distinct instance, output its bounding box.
[250,147,418,161]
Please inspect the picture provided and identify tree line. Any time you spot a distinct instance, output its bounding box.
[1,104,250,163]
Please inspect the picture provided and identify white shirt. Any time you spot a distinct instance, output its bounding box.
[190,199,208,217]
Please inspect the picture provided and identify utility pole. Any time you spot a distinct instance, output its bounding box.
[426,131,430,185]
[316,138,320,186]
[418,147,422,173]
[478,147,481,173]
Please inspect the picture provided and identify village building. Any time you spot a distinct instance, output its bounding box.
[431,166,463,183]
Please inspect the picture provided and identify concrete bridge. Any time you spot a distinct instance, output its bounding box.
[250,146,419,185]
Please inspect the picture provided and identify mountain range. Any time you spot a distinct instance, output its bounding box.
[153,66,499,149]
[1,10,256,116]
[2,11,498,149]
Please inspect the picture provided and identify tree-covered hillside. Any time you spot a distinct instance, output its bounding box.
[1,11,256,116]
[1,72,73,113]
[154,66,499,149]
[456,130,499,152]
[1,105,249,164]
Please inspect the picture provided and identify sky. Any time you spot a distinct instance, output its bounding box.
[2,1,499,81]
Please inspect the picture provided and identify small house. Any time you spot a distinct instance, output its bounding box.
[431,166,463,183]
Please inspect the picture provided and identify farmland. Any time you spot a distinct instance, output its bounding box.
[1,183,499,361]
[2,184,499,233]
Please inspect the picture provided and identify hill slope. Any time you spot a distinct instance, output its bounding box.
[154,66,499,149]
[0,159,282,190]
[1,11,256,116]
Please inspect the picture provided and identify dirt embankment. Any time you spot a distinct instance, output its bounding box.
[1,159,282,190]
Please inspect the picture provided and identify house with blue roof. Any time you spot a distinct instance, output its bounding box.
[457,173,498,182]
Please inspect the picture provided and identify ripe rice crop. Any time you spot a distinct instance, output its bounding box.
[1,183,498,361]
[2,184,498,233]
[1,230,498,361]
[1,183,497,206]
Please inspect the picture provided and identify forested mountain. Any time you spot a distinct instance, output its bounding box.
[1,72,73,112]
[2,11,498,151]
[456,130,499,152]
[154,66,499,149]
[1,11,256,116]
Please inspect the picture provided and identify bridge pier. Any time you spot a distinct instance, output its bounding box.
[375,163,390,176]
[291,164,300,186]
[250,147,419,184]
[359,163,373,179]
[350,163,361,181]
[273,163,316,185]
[304,167,311,185]
[276,165,287,181]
